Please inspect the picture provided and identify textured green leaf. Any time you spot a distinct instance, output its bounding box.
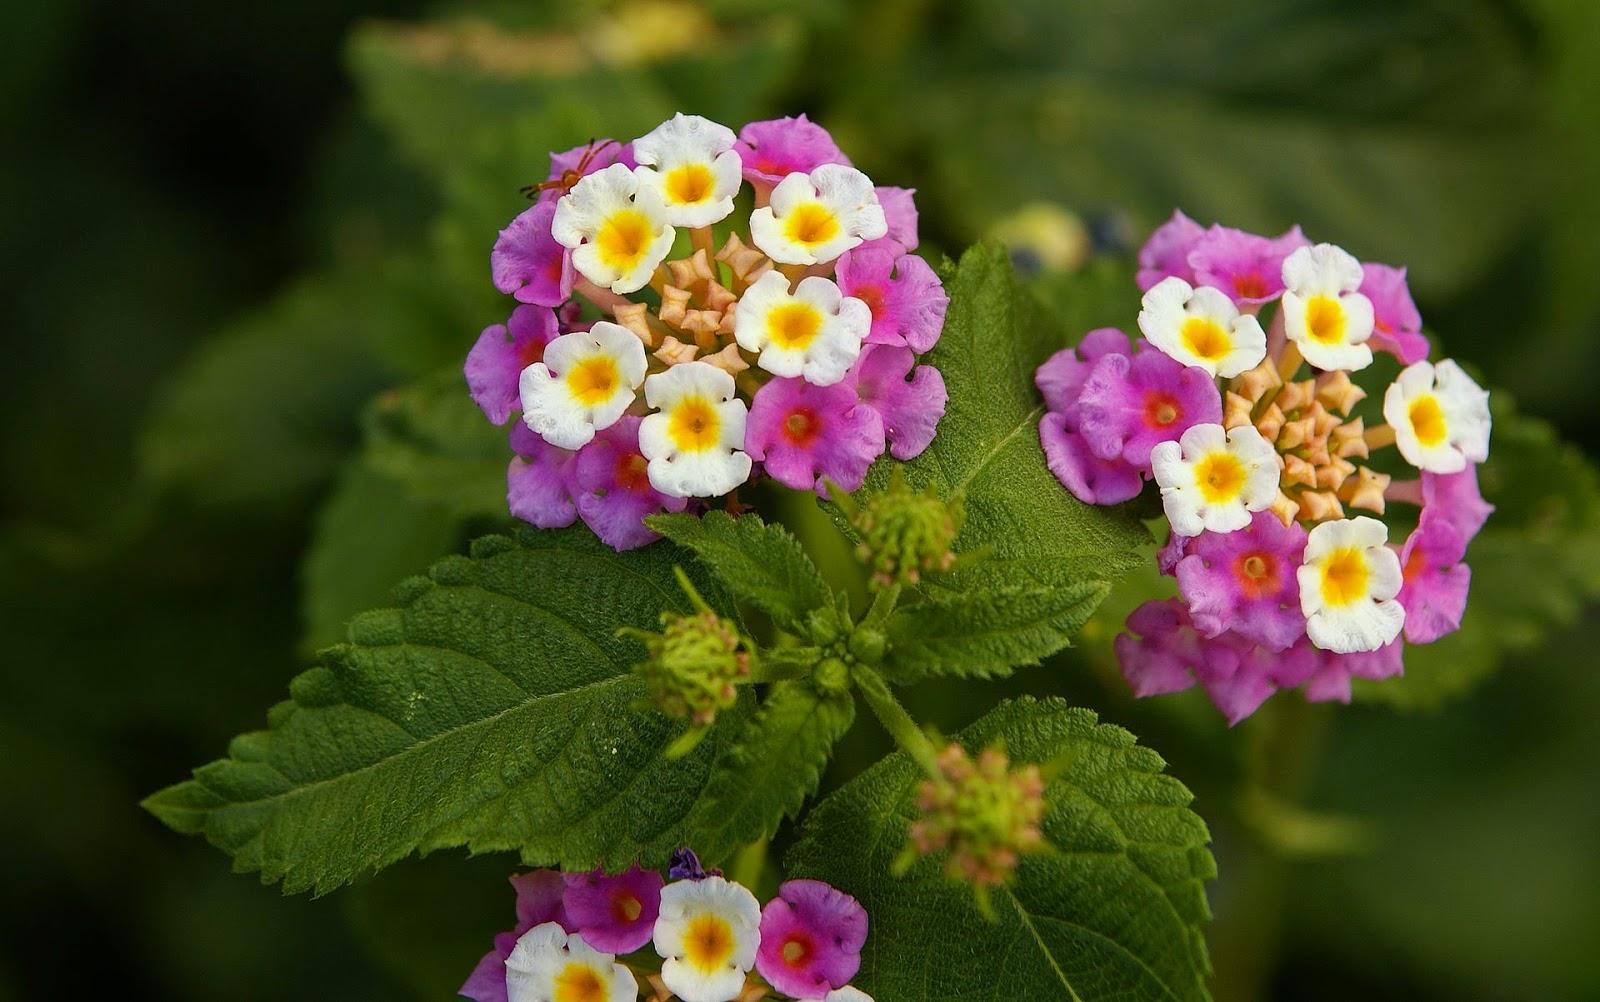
[145,526,751,895]
[363,369,509,517]
[856,245,1148,598]
[1359,396,1600,708]
[683,679,855,864]
[300,460,466,652]
[787,697,1214,1002]
[886,580,1110,683]
[649,511,832,634]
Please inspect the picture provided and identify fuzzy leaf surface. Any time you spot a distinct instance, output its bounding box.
[649,511,832,634]
[885,580,1111,682]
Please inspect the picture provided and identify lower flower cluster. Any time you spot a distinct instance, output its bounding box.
[462,852,872,1002]
[1039,212,1494,722]
[465,113,950,551]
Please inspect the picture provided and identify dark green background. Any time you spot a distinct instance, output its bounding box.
[2,1,1596,999]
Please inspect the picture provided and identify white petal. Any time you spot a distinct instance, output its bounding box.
[660,959,746,1002]
[520,363,596,450]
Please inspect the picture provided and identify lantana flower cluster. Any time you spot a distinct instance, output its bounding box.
[462,851,872,1002]
[466,113,949,550]
[1038,211,1493,722]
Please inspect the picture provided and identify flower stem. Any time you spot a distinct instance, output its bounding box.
[860,583,902,631]
[853,665,941,776]
[691,225,714,260]
[574,277,632,316]
[1364,423,1397,449]
[1275,341,1303,382]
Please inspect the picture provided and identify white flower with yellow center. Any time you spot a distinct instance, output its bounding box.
[504,922,638,1002]
[1281,243,1376,372]
[1151,423,1281,537]
[1296,516,1405,653]
[639,362,752,498]
[652,876,762,1002]
[1137,277,1267,378]
[519,322,647,450]
[824,990,874,1002]
[749,164,887,265]
[731,271,868,385]
[552,162,676,294]
[631,113,743,228]
[1382,359,1491,474]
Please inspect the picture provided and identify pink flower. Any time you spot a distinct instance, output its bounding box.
[1360,263,1430,364]
[735,114,850,188]
[1075,347,1223,467]
[492,200,575,308]
[872,186,919,250]
[1187,224,1309,306]
[846,344,947,461]
[507,423,577,529]
[1034,328,1130,414]
[755,879,868,1000]
[561,863,665,954]
[1039,409,1144,505]
[460,870,571,1002]
[466,305,560,425]
[1136,210,1204,291]
[1398,514,1471,643]
[834,245,948,353]
[536,139,635,204]
[1157,529,1191,577]
[1422,465,1495,542]
[1174,512,1308,651]
[1303,641,1405,704]
[572,415,688,551]
[747,377,885,493]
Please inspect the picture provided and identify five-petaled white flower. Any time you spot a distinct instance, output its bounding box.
[519,322,647,450]
[1280,243,1376,372]
[505,922,638,1002]
[1297,516,1405,653]
[651,876,763,1002]
[732,271,868,385]
[1137,277,1267,378]
[1151,423,1281,537]
[1382,359,1491,474]
[639,362,752,499]
[552,163,676,294]
[749,164,887,265]
[632,113,744,229]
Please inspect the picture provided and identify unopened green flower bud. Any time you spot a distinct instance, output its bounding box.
[900,743,1046,888]
[847,468,962,590]
[624,570,753,750]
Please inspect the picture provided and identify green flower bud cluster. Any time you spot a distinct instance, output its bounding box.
[847,469,962,590]
[632,607,751,726]
[905,743,1046,887]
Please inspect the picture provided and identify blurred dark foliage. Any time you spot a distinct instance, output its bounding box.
[2,1,1597,1000]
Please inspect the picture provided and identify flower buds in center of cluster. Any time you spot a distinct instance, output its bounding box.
[836,467,962,590]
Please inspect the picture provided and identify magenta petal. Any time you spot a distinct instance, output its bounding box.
[872,185,919,251]
[1360,263,1430,364]
[1075,349,1222,467]
[755,880,868,999]
[511,869,570,931]
[572,415,688,550]
[492,201,575,307]
[1399,515,1471,643]
[735,114,850,187]
[537,139,634,204]
[561,864,665,954]
[836,247,948,353]
[1137,210,1204,291]
[848,344,947,461]
[747,377,886,494]
[1174,514,1308,652]
[1035,328,1131,414]
[1115,599,1203,696]
[507,423,578,529]
[1040,410,1144,505]
[1186,224,1308,305]
[466,306,559,425]
[1421,466,1495,543]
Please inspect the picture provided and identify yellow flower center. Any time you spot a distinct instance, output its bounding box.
[1180,317,1231,361]
[1194,451,1247,504]
[664,163,715,205]
[595,208,655,272]
[1304,295,1346,345]
[554,962,608,1002]
[566,356,622,406]
[1408,394,1448,447]
[1319,547,1370,607]
[683,914,736,973]
[668,396,722,452]
[767,302,823,350]
[784,202,841,247]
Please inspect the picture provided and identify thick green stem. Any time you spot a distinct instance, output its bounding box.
[853,665,941,775]
[860,582,902,631]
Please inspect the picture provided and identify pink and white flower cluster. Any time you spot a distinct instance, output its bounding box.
[462,855,872,1002]
[466,114,949,550]
[1039,211,1493,723]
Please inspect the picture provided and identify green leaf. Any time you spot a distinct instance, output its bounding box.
[145,526,751,895]
[683,679,855,864]
[363,369,509,517]
[649,511,833,634]
[856,245,1148,597]
[1358,396,1600,708]
[885,580,1111,682]
[300,460,467,653]
[787,697,1214,1002]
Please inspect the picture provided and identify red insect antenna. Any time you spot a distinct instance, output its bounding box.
[520,138,618,200]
